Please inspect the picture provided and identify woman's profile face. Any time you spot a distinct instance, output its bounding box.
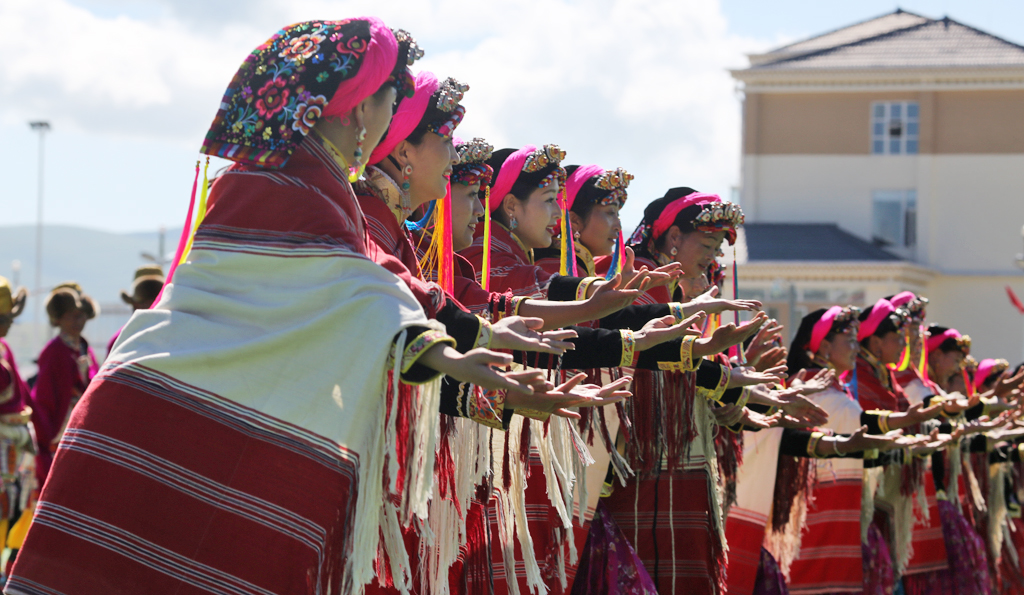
[825,326,859,372]
[930,349,966,390]
[362,86,399,158]
[577,204,621,257]
[873,329,907,365]
[450,182,485,252]
[403,133,458,209]
[509,181,561,250]
[673,230,726,276]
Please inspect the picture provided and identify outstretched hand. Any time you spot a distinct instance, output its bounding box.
[684,286,762,317]
[634,313,706,351]
[788,368,835,395]
[490,316,578,354]
[727,364,787,389]
[618,247,682,291]
[743,318,784,369]
[693,311,769,358]
[506,373,633,419]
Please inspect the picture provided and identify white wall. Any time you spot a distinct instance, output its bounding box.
[741,154,1024,273]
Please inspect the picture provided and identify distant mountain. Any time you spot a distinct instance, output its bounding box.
[0,224,182,369]
[0,224,181,309]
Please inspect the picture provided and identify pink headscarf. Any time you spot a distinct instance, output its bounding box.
[974,358,1007,391]
[322,17,401,121]
[651,192,722,240]
[488,145,535,212]
[808,306,843,353]
[367,71,439,165]
[857,298,896,341]
[889,291,916,309]
[926,328,962,354]
[564,164,605,211]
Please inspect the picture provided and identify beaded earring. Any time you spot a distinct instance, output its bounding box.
[348,126,367,183]
[670,246,678,256]
[402,164,413,191]
[510,216,518,230]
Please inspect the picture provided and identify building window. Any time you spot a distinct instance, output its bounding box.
[872,102,919,155]
[872,190,917,248]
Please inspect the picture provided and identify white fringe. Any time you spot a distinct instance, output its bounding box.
[989,462,1010,561]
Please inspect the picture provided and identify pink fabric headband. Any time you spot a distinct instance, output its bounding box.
[367,70,439,165]
[857,299,896,341]
[889,291,916,309]
[926,328,961,353]
[565,164,605,211]
[974,358,1001,391]
[808,306,843,353]
[488,145,535,212]
[651,192,722,240]
[322,17,400,122]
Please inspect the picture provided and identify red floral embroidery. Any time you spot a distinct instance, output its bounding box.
[339,36,367,54]
[255,77,289,118]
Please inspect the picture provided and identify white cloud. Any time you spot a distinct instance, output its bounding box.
[0,0,775,232]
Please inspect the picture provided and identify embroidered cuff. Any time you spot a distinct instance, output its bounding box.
[807,431,826,458]
[982,396,997,418]
[669,302,685,323]
[401,330,455,375]
[656,337,699,373]
[511,296,528,317]
[474,319,494,350]
[695,364,731,404]
[468,389,507,430]
[575,277,601,301]
[735,387,751,409]
[516,408,551,422]
[619,330,637,368]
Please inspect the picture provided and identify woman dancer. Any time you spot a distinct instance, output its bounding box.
[6,20,552,595]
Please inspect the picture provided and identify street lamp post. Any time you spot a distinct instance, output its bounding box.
[29,121,50,329]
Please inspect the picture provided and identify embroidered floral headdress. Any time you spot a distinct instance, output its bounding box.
[201,19,419,170]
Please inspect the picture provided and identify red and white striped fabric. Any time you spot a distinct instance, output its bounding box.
[7,143,448,595]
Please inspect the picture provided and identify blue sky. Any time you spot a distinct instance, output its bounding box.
[1,0,1020,235]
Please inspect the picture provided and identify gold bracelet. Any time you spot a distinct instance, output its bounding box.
[575,277,600,301]
[807,431,826,458]
[619,330,637,367]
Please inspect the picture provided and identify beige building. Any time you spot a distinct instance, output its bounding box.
[729,9,1024,361]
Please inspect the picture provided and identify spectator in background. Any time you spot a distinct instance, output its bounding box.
[107,265,164,355]
[0,278,38,582]
[31,283,98,485]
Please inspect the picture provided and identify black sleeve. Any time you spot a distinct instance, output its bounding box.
[515,326,623,370]
[778,428,874,459]
[967,434,989,453]
[964,402,985,422]
[434,301,482,354]
[546,276,588,301]
[932,450,947,492]
[598,303,672,331]
[860,411,885,435]
[696,359,726,389]
[635,337,688,370]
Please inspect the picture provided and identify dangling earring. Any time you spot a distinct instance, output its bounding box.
[510,216,518,230]
[670,246,678,256]
[348,125,366,183]
[401,164,413,191]
[573,230,581,241]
